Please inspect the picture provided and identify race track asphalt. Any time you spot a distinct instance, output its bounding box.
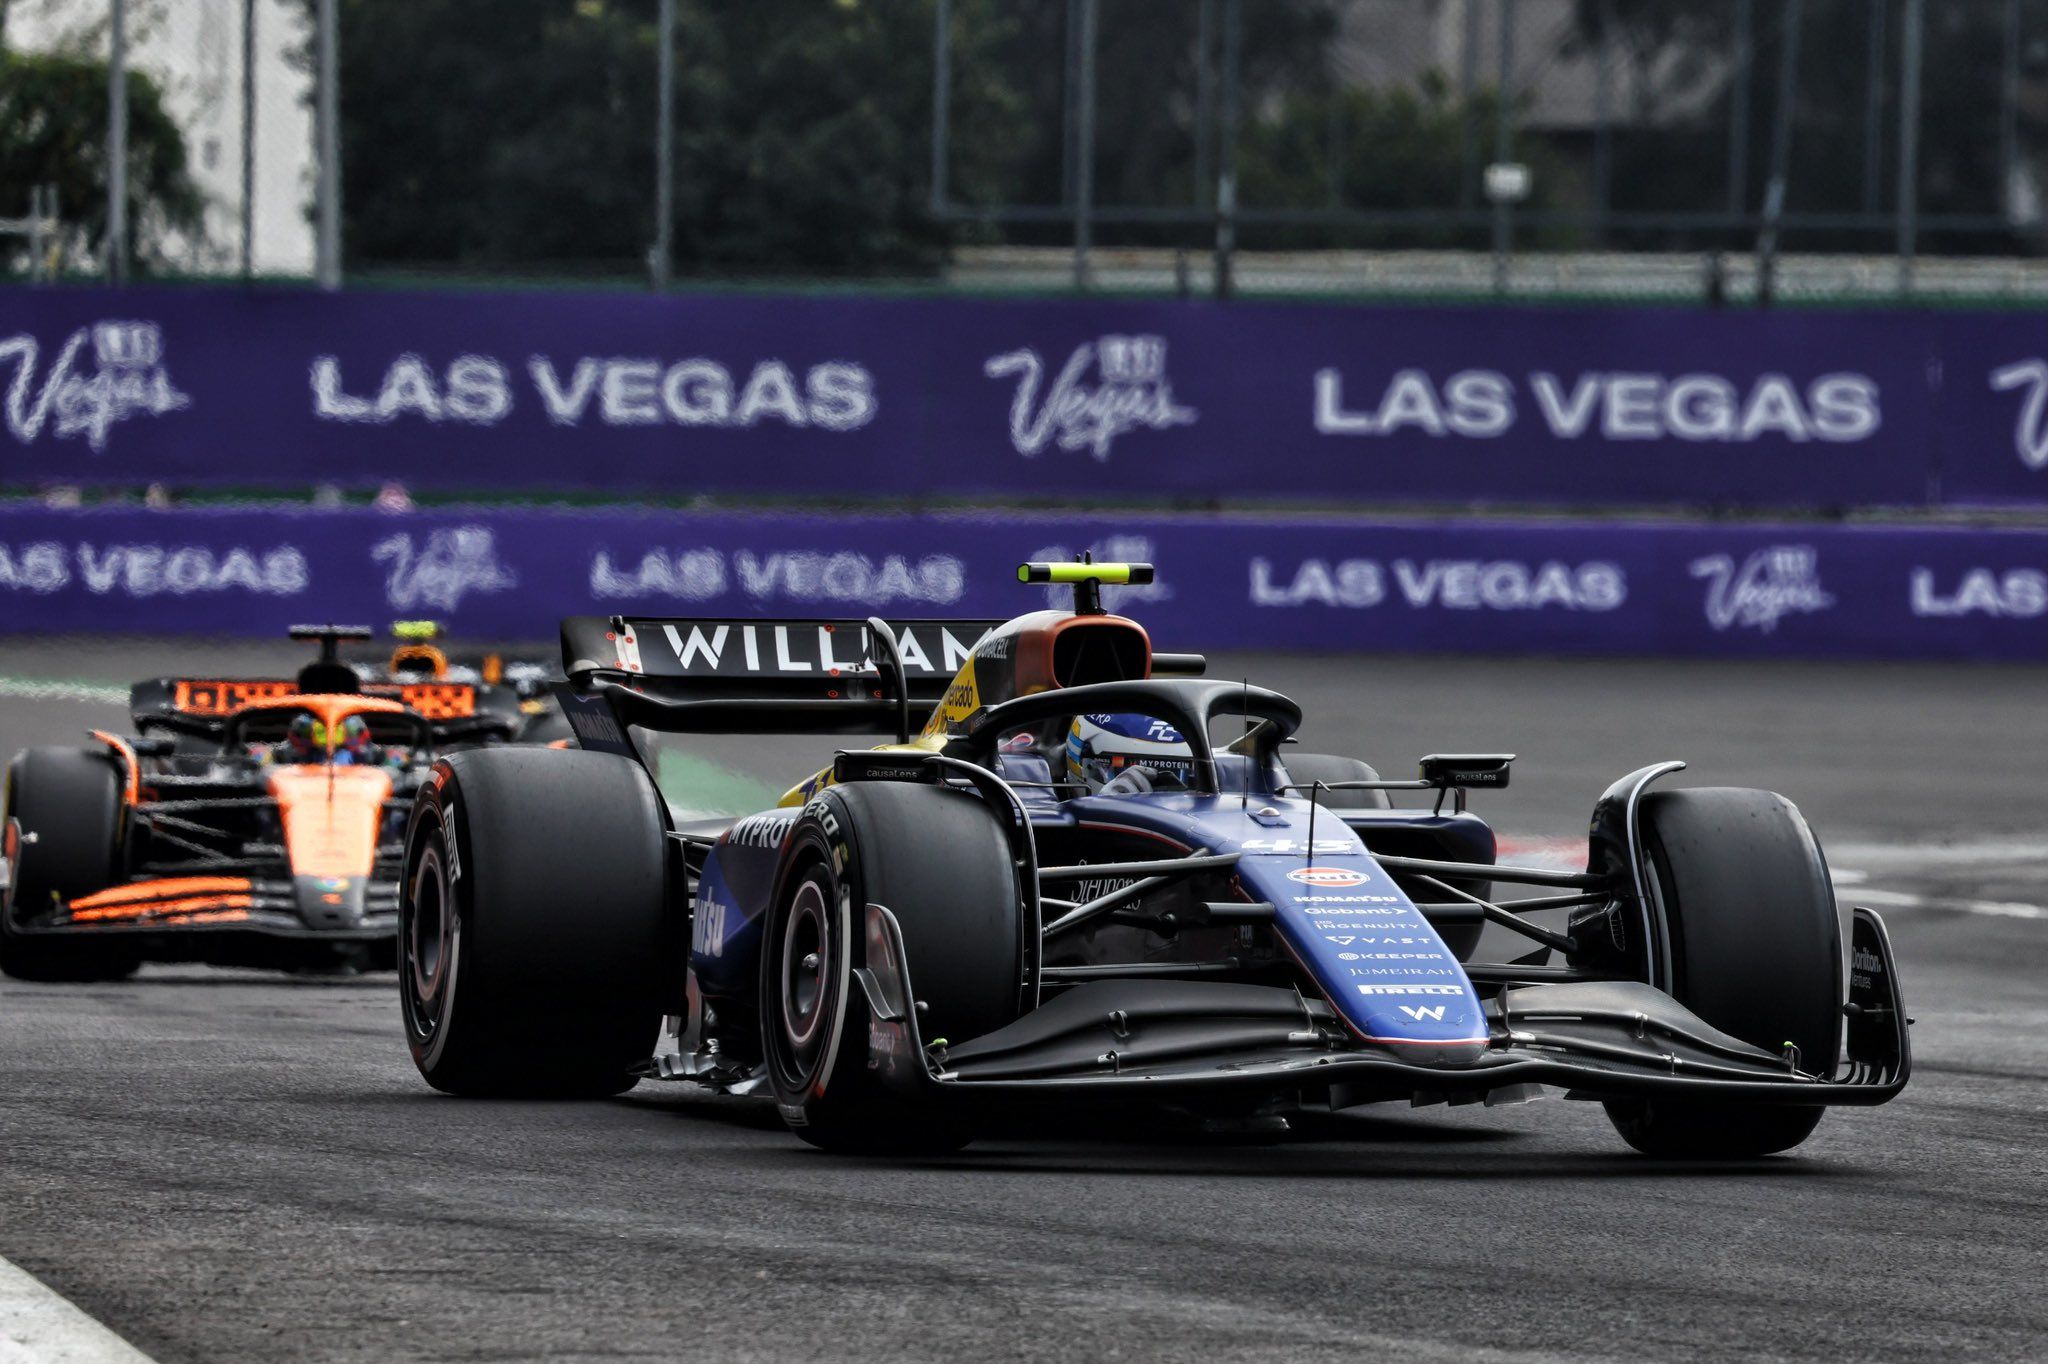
[0,638,2043,1362]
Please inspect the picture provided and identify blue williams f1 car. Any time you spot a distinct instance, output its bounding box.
[396,562,1908,1157]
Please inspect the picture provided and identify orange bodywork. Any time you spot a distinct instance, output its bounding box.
[265,764,393,879]
[68,875,256,922]
[391,682,475,718]
[171,679,298,715]
[88,730,142,806]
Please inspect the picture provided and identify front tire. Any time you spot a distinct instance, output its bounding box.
[400,747,669,1097]
[1605,787,1842,1158]
[1,748,140,983]
[762,782,1025,1154]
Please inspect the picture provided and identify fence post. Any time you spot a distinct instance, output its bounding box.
[1457,0,1481,212]
[651,0,675,292]
[107,0,128,283]
[1897,0,1923,295]
[1593,0,1614,243]
[241,0,257,280]
[1755,0,1803,308]
[2000,0,2020,222]
[1194,0,1215,207]
[1727,0,1752,220]
[315,0,341,290]
[1490,0,1515,299]
[1074,0,1097,290]
[1215,0,1240,300]
[930,0,951,214]
[1862,0,1886,213]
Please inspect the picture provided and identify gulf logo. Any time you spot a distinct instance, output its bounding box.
[1287,866,1370,888]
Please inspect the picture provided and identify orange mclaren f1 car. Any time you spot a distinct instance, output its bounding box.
[0,626,533,980]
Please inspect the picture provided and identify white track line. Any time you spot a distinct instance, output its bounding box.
[0,678,127,706]
[0,1255,157,1363]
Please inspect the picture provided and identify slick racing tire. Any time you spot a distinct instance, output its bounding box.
[1,748,140,983]
[1604,788,1842,1159]
[401,747,669,1098]
[762,782,1025,1155]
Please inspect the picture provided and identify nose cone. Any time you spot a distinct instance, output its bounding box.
[294,875,367,928]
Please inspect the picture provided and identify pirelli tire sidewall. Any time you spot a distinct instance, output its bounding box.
[760,781,1025,1149]
[400,747,669,1098]
[1,747,137,983]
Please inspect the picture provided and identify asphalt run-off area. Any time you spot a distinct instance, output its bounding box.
[0,638,2042,1362]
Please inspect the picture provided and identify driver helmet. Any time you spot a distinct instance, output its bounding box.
[285,713,322,760]
[336,714,375,762]
[1066,713,1195,794]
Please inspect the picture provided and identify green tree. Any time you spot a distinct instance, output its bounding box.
[1569,0,2044,252]
[325,0,1024,278]
[0,46,203,274]
[1240,76,1576,249]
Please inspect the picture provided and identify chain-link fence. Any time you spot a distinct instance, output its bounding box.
[8,0,2048,299]
[1,0,316,280]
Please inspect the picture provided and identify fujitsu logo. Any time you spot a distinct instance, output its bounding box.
[0,320,190,452]
[983,334,1196,460]
[1691,545,1834,633]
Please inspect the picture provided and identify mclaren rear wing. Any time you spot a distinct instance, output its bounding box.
[556,614,1005,747]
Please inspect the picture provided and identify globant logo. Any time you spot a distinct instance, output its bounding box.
[1691,545,1834,633]
[984,334,1196,459]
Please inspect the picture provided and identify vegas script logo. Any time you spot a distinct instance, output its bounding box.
[0,320,189,452]
[984,334,1196,459]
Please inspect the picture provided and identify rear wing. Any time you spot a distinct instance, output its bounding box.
[129,677,523,743]
[556,615,1005,744]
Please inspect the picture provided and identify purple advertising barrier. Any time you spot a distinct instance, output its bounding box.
[0,503,2042,661]
[1932,312,2048,505]
[0,284,1958,507]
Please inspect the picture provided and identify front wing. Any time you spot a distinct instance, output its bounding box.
[849,902,1910,1114]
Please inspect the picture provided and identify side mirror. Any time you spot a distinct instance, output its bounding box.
[1418,753,1515,789]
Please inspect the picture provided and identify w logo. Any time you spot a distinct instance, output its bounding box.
[1399,1005,1447,1022]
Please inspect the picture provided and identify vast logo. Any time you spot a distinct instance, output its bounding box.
[1989,359,2048,470]
[0,321,190,452]
[984,334,1196,460]
[1289,866,1370,888]
[1690,545,1834,633]
[371,526,517,611]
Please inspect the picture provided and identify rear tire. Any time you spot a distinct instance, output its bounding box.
[400,747,669,1097]
[1604,787,1842,1159]
[762,782,1024,1154]
[2,748,140,983]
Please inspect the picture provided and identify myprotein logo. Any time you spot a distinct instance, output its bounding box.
[1989,359,2048,470]
[0,320,190,452]
[371,527,517,611]
[1691,545,1834,633]
[984,334,1196,460]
